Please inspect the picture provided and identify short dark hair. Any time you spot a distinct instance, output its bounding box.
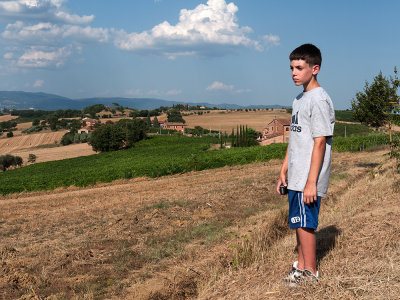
[289,44,322,67]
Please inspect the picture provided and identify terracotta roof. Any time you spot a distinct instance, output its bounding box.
[264,132,284,139]
[164,123,187,126]
[277,118,291,126]
[265,118,291,127]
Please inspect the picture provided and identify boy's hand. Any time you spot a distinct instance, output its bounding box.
[276,174,287,195]
[303,182,317,204]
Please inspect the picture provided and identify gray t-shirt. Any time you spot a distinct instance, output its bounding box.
[287,87,335,197]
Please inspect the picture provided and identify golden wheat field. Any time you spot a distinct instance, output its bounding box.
[0,148,398,299]
[182,109,290,133]
[0,115,18,122]
[0,131,97,164]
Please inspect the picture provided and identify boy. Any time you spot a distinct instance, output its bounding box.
[276,44,335,286]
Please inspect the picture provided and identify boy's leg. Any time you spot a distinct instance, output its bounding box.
[296,227,317,274]
[296,230,304,270]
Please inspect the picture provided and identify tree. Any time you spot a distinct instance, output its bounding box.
[167,109,185,123]
[153,116,159,128]
[115,119,147,148]
[32,119,40,126]
[352,68,399,140]
[7,131,13,138]
[146,114,151,127]
[0,154,23,171]
[61,132,74,146]
[83,104,105,118]
[89,119,147,152]
[89,123,125,152]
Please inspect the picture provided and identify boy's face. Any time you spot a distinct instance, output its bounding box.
[290,59,319,86]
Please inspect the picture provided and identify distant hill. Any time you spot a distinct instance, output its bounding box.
[0,91,287,111]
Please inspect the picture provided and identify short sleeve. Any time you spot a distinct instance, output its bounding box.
[310,99,335,138]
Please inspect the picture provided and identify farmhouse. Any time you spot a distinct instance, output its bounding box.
[79,117,100,133]
[163,122,186,133]
[259,117,291,145]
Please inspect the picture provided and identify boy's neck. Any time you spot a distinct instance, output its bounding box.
[303,76,320,92]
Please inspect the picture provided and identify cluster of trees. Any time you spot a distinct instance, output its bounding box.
[186,126,218,136]
[83,104,106,118]
[230,126,259,147]
[0,120,17,137]
[0,120,17,131]
[129,107,167,118]
[172,104,218,110]
[167,109,185,123]
[0,154,23,171]
[61,132,91,146]
[89,119,148,152]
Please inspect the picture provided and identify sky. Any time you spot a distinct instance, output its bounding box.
[0,0,399,109]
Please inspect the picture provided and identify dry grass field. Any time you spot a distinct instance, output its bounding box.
[0,115,18,122]
[0,131,66,153]
[0,148,398,299]
[0,131,97,164]
[182,109,290,133]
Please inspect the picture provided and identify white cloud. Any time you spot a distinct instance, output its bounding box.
[0,1,107,69]
[0,0,279,70]
[262,34,280,47]
[2,21,109,44]
[0,0,93,24]
[146,89,182,97]
[125,89,142,96]
[114,0,268,57]
[166,89,182,95]
[33,79,43,87]
[3,52,13,59]
[235,88,251,94]
[147,90,161,96]
[206,81,234,91]
[17,45,72,67]
[206,81,251,94]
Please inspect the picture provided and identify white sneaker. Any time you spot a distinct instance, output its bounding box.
[283,261,303,285]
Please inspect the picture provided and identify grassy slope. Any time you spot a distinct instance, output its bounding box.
[1,133,396,195]
[0,148,397,299]
[199,150,400,299]
[0,136,287,195]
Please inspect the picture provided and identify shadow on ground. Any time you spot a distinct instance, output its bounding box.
[316,225,342,265]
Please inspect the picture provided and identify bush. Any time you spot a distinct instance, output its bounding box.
[0,154,23,171]
[28,154,37,164]
[6,131,13,138]
[61,132,74,146]
[22,125,44,134]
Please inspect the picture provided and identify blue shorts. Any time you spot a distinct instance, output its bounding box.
[288,190,321,230]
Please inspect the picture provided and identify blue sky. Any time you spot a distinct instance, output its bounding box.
[0,0,399,109]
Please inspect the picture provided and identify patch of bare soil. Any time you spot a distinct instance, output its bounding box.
[0,149,394,299]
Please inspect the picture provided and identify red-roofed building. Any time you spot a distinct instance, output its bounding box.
[261,117,291,144]
[163,122,186,133]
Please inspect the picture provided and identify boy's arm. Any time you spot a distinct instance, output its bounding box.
[276,146,289,194]
[303,136,326,204]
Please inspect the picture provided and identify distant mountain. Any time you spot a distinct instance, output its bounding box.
[0,91,287,111]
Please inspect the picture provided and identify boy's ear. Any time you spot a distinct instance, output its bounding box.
[312,65,320,76]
